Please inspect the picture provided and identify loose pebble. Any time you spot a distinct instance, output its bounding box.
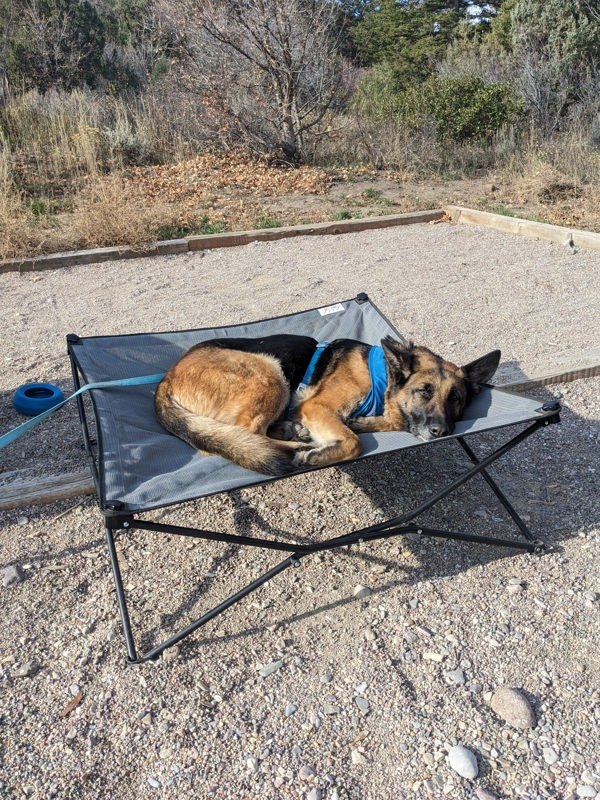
[351,749,368,765]
[257,660,284,678]
[490,686,537,729]
[475,790,499,800]
[10,662,38,678]
[354,696,370,714]
[299,765,316,781]
[422,651,446,662]
[2,565,23,588]
[447,745,478,779]
[543,746,559,765]
[445,668,466,685]
[575,787,597,798]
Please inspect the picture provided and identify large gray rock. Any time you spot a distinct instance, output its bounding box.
[2,565,23,588]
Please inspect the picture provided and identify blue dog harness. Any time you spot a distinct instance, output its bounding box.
[297,342,330,393]
[297,342,388,419]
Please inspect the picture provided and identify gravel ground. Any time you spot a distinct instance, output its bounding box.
[0,221,599,800]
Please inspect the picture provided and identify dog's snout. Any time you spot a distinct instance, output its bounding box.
[428,422,448,438]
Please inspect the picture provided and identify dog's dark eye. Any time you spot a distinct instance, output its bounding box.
[449,388,460,403]
[416,385,432,400]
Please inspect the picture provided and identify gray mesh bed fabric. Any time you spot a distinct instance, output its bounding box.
[69,296,548,514]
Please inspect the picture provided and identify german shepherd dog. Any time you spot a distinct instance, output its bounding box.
[155,335,500,475]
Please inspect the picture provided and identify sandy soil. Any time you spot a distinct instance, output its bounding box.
[0,221,599,800]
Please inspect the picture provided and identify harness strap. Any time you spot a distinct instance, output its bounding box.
[350,345,388,419]
[0,373,165,450]
[297,342,330,393]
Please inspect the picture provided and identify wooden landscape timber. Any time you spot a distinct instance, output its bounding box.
[0,210,444,274]
[446,206,600,251]
[0,471,96,511]
[185,210,444,250]
[2,206,599,275]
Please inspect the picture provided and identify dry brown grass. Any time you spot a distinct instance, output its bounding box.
[0,154,47,260]
[66,175,184,250]
[492,134,600,231]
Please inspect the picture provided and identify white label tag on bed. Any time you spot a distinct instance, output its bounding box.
[318,303,344,316]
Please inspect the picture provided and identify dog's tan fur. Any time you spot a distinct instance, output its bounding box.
[155,335,500,475]
[155,346,308,475]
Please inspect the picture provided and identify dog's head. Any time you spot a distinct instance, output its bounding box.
[381,335,501,441]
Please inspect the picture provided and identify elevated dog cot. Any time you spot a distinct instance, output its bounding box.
[67,294,560,663]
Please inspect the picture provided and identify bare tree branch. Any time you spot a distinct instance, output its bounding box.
[184,0,348,160]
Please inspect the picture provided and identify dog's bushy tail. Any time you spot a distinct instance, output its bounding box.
[156,399,298,476]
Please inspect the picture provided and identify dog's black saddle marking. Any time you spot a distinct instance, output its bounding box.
[308,339,370,388]
[194,335,318,392]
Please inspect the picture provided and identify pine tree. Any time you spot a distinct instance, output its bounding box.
[351,0,506,88]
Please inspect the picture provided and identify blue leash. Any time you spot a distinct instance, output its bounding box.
[0,373,164,450]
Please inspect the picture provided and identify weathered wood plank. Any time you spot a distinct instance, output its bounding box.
[186,210,446,251]
[501,363,600,392]
[0,471,96,511]
[446,206,600,251]
[0,239,189,275]
[0,212,445,273]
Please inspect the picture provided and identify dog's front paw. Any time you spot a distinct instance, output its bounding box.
[348,416,369,432]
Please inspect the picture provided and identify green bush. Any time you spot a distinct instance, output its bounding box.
[352,62,403,121]
[398,75,525,143]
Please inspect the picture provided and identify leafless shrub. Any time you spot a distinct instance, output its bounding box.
[184,0,349,162]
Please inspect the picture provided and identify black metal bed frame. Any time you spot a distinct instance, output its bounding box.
[68,344,560,664]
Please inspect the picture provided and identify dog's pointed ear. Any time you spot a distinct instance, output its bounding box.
[381,335,413,382]
[462,350,501,394]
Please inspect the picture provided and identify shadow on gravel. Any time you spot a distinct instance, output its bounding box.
[339,367,597,573]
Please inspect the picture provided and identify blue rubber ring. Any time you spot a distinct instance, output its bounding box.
[13,383,65,417]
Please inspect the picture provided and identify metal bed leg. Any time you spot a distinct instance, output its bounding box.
[99,417,557,662]
[104,525,139,663]
[456,437,536,542]
[105,518,300,664]
[131,556,297,664]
